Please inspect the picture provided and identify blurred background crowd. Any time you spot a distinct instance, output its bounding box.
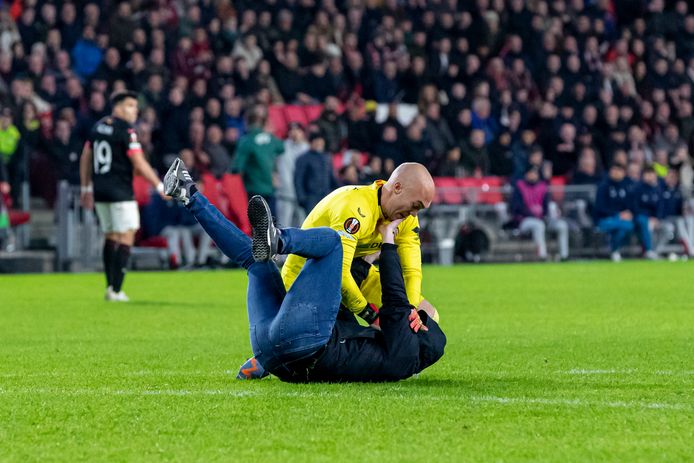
[2,0,694,263]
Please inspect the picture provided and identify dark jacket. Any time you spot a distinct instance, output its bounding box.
[594,178,632,220]
[50,136,82,185]
[659,183,683,218]
[634,182,661,218]
[276,244,446,382]
[294,150,339,212]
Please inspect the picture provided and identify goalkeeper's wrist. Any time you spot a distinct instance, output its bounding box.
[80,184,93,194]
[358,303,379,324]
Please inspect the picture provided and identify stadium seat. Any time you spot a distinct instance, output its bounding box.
[8,210,30,227]
[220,173,251,235]
[201,173,229,218]
[304,104,323,122]
[477,177,504,205]
[550,176,567,203]
[434,177,463,205]
[268,105,288,138]
[283,105,309,127]
[456,178,479,204]
[332,152,344,172]
[132,176,153,207]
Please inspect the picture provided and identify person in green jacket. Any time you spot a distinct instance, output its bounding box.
[232,105,284,214]
[0,107,20,167]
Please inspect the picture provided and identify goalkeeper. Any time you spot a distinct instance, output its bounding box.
[281,162,437,326]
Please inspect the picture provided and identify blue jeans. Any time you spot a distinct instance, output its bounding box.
[598,216,634,252]
[633,214,653,251]
[187,192,343,372]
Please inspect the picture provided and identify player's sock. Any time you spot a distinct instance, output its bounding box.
[112,244,131,293]
[103,239,118,288]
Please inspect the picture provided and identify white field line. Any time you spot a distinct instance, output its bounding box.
[0,370,236,379]
[560,369,694,376]
[3,368,694,379]
[0,387,690,411]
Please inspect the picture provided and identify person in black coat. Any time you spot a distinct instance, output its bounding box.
[294,131,339,213]
[49,119,82,186]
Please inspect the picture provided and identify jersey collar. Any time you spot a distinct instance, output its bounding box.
[371,180,386,220]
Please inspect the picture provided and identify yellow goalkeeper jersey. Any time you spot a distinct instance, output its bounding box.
[280,180,424,313]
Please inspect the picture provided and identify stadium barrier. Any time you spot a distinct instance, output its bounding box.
[54,180,685,270]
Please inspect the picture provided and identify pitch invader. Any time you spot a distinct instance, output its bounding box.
[79,91,165,301]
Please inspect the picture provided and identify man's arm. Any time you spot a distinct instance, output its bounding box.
[126,129,164,195]
[330,201,373,314]
[130,151,164,194]
[79,142,94,209]
[394,215,424,307]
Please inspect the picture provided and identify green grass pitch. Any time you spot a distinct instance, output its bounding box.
[1,261,693,462]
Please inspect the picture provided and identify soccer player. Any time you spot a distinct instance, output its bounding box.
[79,91,165,301]
[282,162,437,325]
[164,158,446,382]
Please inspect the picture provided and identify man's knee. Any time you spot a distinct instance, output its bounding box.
[620,220,634,232]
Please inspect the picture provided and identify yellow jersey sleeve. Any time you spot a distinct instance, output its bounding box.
[395,215,425,307]
[329,198,375,313]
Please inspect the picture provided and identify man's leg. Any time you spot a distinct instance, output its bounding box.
[277,198,292,228]
[161,226,181,267]
[268,227,344,361]
[180,227,196,266]
[548,218,570,259]
[677,217,694,256]
[633,214,653,253]
[187,192,255,269]
[165,159,285,371]
[111,229,135,295]
[519,217,547,258]
[655,220,675,254]
[599,216,633,252]
[102,237,117,289]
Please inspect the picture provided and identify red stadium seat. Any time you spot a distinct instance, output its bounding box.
[477,177,504,205]
[201,173,229,217]
[332,152,344,172]
[132,176,152,207]
[358,152,369,168]
[8,210,30,227]
[220,173,251,235]
[268,105,288,138]
[456,178,478,203]
[283,105,309,127]
[550,176,567,203]
[304,104,323,122]
[434,177,463,205]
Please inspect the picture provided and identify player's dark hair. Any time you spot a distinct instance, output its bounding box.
[110,91,138,107]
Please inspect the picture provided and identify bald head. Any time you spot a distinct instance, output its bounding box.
[381,162,435,220]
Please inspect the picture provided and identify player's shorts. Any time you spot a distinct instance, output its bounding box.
[95,201,140,233]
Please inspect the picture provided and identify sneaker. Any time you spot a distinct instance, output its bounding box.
[645,250,659,260]
[105,286,115,301]
[236,357,268,380]
[610,251,622,262]
[248,195,280,262]
[112,291,130,302]
[164,158,196,205]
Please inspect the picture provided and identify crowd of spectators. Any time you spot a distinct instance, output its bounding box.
[2,0,694,259]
